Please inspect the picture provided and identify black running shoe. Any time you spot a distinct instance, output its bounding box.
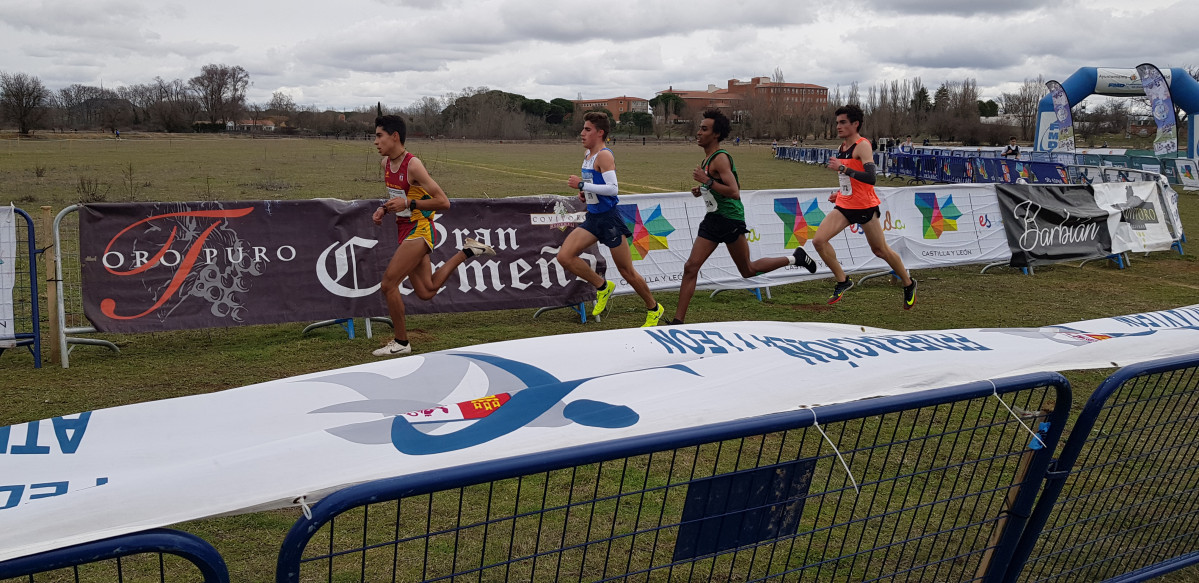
[828,278,854,305]
[793,247,817,273]
[903,278,917,310]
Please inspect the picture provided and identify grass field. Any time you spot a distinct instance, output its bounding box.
[1,133,1197,581]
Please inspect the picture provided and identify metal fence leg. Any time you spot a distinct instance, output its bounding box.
[302,319,355,339]
[533,303,590,323]
[856,270,898,285]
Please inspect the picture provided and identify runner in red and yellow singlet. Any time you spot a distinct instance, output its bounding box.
[370,115,496,357]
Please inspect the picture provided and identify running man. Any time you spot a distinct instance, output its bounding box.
[670,109,816,325]
[370,114,495,356]
[814,104,916,309]
[558,111,664,327]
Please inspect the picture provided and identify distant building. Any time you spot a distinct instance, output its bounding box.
[656,77,828,121]
[228,119,277,132]
[572,96,650,122]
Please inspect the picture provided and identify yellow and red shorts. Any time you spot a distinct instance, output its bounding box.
[396,218,438,250]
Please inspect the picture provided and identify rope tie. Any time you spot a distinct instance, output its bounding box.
[989,379,1047,450]
[294,495,313,520]
[807,408,860,495]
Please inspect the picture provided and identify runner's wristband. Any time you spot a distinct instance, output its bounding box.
[409,200,418,212]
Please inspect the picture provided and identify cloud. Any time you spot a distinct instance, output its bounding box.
[2,0,1197,112]
[861,0,1049,16]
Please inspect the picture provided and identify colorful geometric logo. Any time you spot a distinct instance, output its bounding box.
[617,204,674,260]
[774,197,824,249]
[914,192,962,239]
[1183,164,1196,180]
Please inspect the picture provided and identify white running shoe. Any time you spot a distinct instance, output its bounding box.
[462,238,496,257]
[372,339,412,357]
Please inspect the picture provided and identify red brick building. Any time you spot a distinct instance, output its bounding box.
[572,96,650,122]
[656,77,828,121]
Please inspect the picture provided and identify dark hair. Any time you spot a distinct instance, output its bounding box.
[375,115,407,144]
[834,104,864,132]
[703,108,731,141]
[583,111,609,139]
[1009,136,1017,141]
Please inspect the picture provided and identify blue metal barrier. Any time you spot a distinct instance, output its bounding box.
[276,373,1070,583]
[1006,354,1199,583]
[0,528,229,582]
[0,206,41,368]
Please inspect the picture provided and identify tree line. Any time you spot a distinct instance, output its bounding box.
[4,64,1195,145]
[0,65,600,139]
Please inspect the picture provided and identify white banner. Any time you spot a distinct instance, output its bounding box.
[0,205,16,349]
[598,184,1011,295]
[1094,67,1174,95]
[3,306,1199,561]
[1176,159,1199,191]
[1091,182,1176,253]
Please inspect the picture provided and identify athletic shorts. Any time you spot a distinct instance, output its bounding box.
[697,213,749,244]
[397,218,435,250]
[835,205,881,226]
[579,207,633,248]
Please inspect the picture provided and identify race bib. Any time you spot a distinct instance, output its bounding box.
[700,186,719,213]
[387,187,412,217]
[838,173,853,197]
[583,189,599,205]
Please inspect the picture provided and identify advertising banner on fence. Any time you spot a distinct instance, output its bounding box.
[1091,182,1176,253]
[0,205,15,348]
[1175,159,1199,190]
[996,184,1117,267]
[598,184,1012,295]
[78,198,598,332]
[3,305,1199,562]
[1136,63,1179,156]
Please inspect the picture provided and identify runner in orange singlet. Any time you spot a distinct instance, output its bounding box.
[813,104,916,309]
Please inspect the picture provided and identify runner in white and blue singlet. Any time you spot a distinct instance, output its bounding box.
[557,111,664,327]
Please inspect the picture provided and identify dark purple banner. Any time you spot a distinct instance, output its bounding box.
[79,197,601,332]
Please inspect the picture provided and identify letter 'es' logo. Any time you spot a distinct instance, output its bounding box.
[100,208,254,320]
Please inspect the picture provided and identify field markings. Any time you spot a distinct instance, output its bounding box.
[438,157,675,192]
[1101,269,1199,291]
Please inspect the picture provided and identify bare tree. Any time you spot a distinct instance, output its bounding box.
[189,64,250,124]
[0,72,52,135]
[148,77,199,132]
[404,96,445,136]
[999,75,1044,141]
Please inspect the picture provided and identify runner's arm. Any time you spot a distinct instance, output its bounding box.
[405,157,451,211]
[705,153,740,199]
[842,141,877,185]
[583,149,619,196]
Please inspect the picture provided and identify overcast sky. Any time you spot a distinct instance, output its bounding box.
[2,0,1197,111]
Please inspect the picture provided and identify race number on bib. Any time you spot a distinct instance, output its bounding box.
[388,187,412,217]
[700,186,719,213]
[837,173,853,197]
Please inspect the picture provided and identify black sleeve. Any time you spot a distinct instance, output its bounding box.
[844,163,877,185]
